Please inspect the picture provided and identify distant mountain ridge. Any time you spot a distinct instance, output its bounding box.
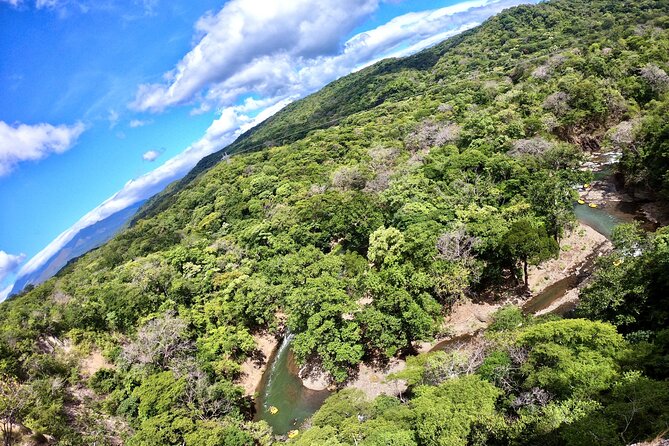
[10,200,146,296]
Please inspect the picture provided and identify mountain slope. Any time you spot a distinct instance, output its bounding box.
[1,0,669,444]
[134,0,663,223]
[10,200,146,296]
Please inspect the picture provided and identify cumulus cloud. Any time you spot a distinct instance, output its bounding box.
[132,0,534,114]
[0,251,26,284]
[131,0,379,112]
[142,149,163,162]
[0,120,85,176]
[0,0,21,6]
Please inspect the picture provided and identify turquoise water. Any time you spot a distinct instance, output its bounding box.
[254,335,330,435]
[523,197,655,315]
[256,204,628,434]
[575,200,656,238]
[574,204,622,238]
[522,202,623,314]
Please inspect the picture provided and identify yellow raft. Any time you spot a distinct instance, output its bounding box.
[577,199,585,205]
[288,430,299,439]
[584,183,591,188]
[588,203,598,208]
[269,406,279,415]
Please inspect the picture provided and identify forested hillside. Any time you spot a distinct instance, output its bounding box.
[1,0,669,445]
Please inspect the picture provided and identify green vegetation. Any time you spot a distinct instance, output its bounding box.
[1,0,669,444]
[300,316,669,446]
[578,223,669,335]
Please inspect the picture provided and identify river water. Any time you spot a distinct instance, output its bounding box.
[255,202,628,434]
[523,181,659,315]
[253,334,330,435]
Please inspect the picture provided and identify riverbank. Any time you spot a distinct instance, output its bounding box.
[347,359,408,399]
[352,219,611,397]
[238,331,280,396]
[293,212,615,397]
[527,222,611,295]
[258,149,649,424]
[417,220,610,346]
[281,215,617,408]
[580,151,669,228]
[256,155,658,432]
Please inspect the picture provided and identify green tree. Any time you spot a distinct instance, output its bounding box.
[504,218,559,287]
[287,276,363,382]
[411,375,501,446]
[578,227,669,334]
[367,227,406,268]
[518,319,624,398]
[0,376,29,446]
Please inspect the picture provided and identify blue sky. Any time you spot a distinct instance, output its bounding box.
[0,0,538,297]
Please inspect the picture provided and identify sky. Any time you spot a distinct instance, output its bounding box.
[0,0,539,299]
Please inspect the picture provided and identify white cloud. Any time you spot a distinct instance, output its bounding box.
[136,0,158,15]
[35,0,58,8]
[132,0,534,115]
[108,109,120,129]
[0,284,12,301]
[129,119,153,128]
[142,149,162,162]
[0,120,85,176]
[131,0,379,112]
[16,98,292,280]
[2,0,61,8]
[0,251,25,284]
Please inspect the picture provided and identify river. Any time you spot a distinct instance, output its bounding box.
[522,166,658,316]
[253,334,330,435]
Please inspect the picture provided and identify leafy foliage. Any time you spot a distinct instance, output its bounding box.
[301,317,669,446]
[1,0,669,443]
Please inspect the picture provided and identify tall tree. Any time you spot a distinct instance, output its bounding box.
[504,218,559,287]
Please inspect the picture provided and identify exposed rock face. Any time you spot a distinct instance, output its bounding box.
[527,223,611,296]
[346,359,408,400]
[299,365,330,391]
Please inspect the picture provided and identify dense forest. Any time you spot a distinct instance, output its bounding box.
[1,0,669,444]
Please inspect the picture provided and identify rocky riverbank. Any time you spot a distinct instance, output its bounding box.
[527,223,610,296]
[238,331,280,396]
[349,220,612,398]
[580,151,669,228]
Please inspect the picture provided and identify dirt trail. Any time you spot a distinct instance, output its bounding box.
[80,350,113,378]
